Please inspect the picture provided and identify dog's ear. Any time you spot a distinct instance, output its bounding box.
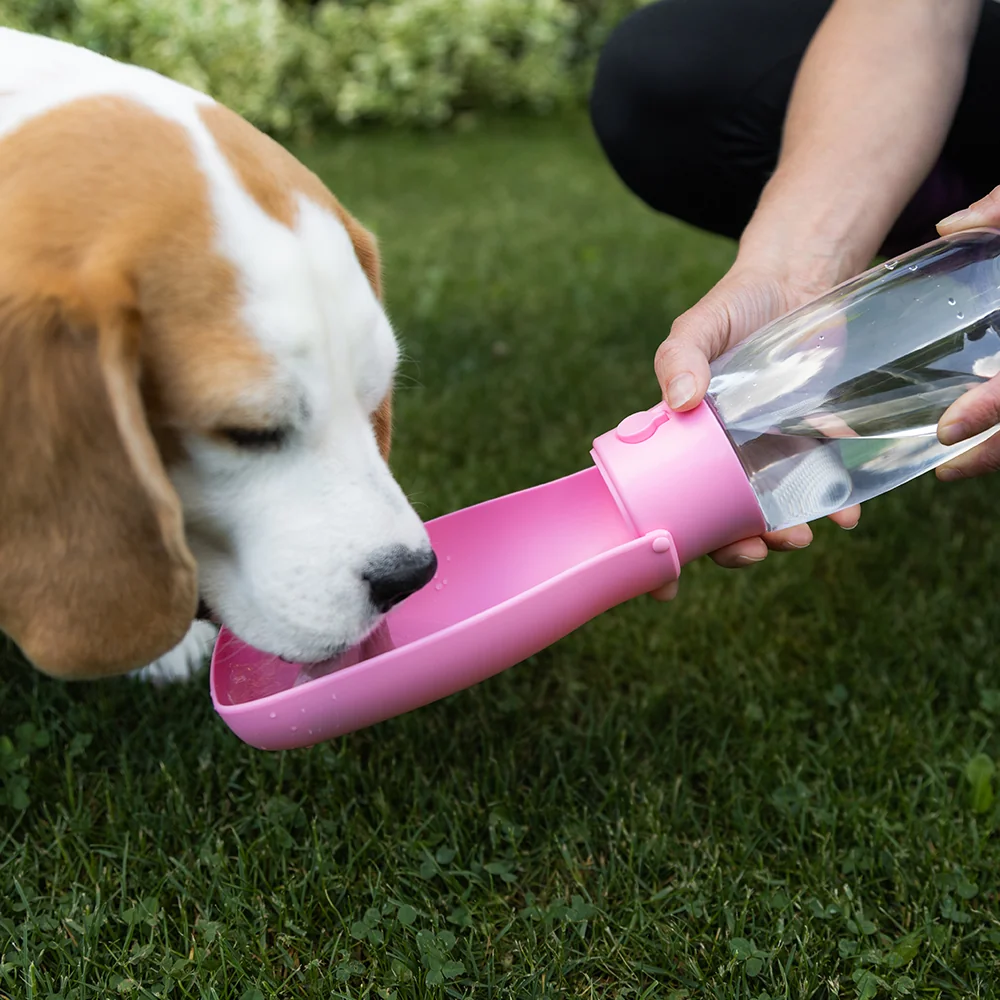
[373,392,393,463]
[0,288,198,679]
[348,219,383,304]
[344,217,394,462]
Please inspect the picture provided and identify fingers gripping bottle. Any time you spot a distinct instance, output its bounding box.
[702,227,1000,530]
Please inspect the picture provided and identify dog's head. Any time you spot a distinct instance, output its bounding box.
[0,95,433,678]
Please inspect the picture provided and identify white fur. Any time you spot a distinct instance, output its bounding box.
[0,29,432,674]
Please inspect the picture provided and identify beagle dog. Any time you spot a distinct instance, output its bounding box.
[0,29,436,683]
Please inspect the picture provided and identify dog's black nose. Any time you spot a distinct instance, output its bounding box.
[364,547,438,613]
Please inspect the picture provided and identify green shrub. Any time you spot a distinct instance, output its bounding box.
[0,0,76,33]
[291,0,580,128]
[0,0,653,131]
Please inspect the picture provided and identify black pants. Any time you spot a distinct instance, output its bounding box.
[590,0,1000,256]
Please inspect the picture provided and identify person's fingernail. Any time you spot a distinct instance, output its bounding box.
[666,372,696,410]
[783,527,813,548]
[938,419,969,446]
[937,465,963,481]
[735,553,766,565]
[937,208,972,230]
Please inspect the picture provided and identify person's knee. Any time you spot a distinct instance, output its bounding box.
[590,0,832,235]
[590,0,731,166]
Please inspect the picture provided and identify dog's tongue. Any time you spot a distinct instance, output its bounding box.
[360,620,396,658]
[292,621,396,687]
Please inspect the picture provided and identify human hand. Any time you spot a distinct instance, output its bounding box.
[647,0,983,604]
[648,259,861,602]
[933,190,1000,480]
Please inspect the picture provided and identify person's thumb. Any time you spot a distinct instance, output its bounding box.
[654,299,727,411]
[937,184,1000,235]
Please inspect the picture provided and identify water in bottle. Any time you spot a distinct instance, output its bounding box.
[707,229,1000,531]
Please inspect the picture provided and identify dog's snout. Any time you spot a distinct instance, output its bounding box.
[364,547,438,613]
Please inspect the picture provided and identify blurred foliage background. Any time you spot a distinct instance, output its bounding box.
[0,0,653,134]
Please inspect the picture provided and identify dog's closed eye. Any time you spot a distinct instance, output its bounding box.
[219,426,289,450]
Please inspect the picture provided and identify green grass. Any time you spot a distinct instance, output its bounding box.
[4,115,1000,999]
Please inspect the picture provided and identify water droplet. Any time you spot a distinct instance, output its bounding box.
[269,712,277,719]
[818,335,825,341]
[884,260,897,270]
[290,725,298,732]
[948,297,956,305]
[446,555,452,562]
[435,583,443,591]
[957,311,965,319]
[909,264,917,271]
[301,707,307,714]
[442,578,448,585]
[330,693,337,700]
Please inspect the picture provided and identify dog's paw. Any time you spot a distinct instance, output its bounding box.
[131,620,219,686]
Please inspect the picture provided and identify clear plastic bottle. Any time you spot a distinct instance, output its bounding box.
[706,229,1000,532]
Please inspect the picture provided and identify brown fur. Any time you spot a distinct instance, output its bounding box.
[0,94,391,677]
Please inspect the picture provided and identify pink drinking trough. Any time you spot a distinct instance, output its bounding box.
[210,400,765,750]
